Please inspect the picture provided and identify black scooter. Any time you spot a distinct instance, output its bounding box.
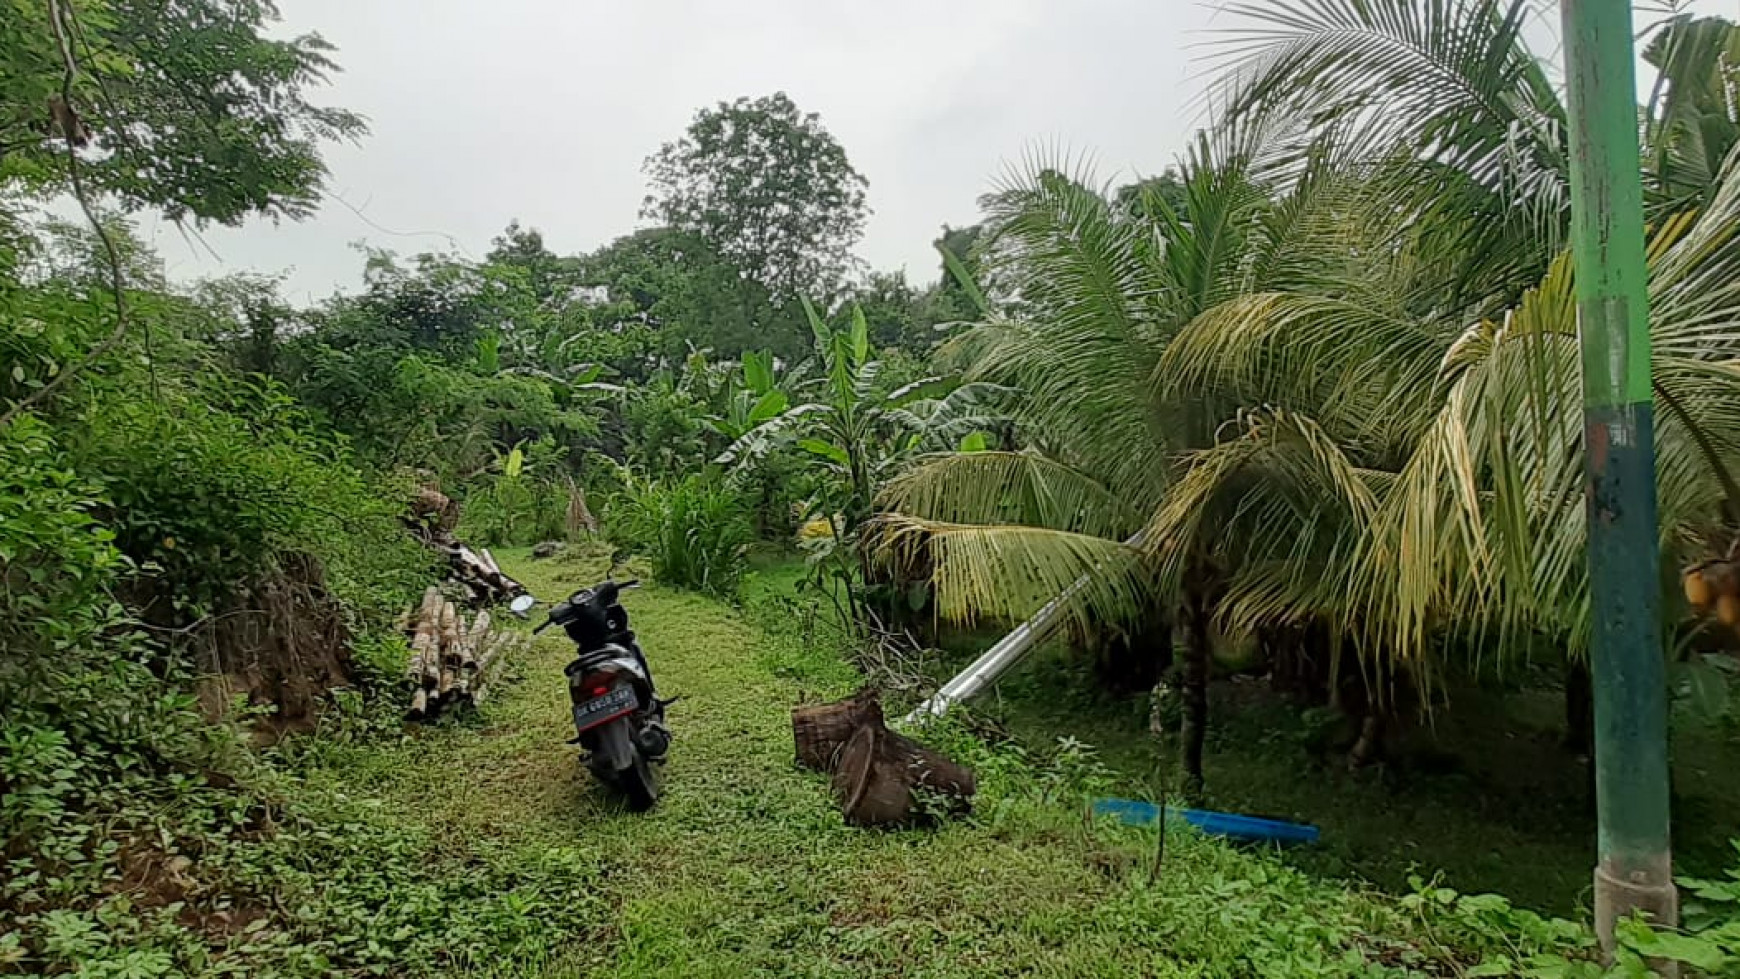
[512,579,670,810]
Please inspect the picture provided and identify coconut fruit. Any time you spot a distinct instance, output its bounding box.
[1716,561,1740,598]
[1717,593,1740,627]
[1685,567,1714,609]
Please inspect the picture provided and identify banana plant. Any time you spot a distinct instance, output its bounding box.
[717,297,1000,627]
[702,349,789,442]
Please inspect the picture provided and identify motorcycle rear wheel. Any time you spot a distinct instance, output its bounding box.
[620,750,659,811]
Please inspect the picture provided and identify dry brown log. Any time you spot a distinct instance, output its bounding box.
[422,611,444,690]
[792,687,883,772]
[452,610,489,695]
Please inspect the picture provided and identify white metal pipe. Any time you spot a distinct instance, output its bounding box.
[903,532,1145,724]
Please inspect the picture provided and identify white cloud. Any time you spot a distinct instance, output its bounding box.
[142,0,1732,304]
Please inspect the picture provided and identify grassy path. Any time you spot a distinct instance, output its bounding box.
[303,549,1502,977]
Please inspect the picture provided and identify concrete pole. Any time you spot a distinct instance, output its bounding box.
[1559,0,1677,957]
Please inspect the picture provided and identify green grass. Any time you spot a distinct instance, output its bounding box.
[279,548,1567,977]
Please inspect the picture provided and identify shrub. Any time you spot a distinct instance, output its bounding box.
[607,472,752,596]
[68,374,430,628]
[1,415,261,946]
[455,439,576,547]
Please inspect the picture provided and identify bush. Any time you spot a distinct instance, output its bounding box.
[68,374,430,628]
[608,472,752,596]
[1,415,263,952]
[455,438,577,548]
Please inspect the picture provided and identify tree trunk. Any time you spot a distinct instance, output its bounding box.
[792,687,883,772]
[1564,658,1594,756]
[1564,657,1597,817]
[1348,711,1385,770]
[1179,587,1211,798]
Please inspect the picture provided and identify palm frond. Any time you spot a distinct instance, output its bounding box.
[879,450,1138,539]
[1159,292,1452,462]
[870,514,1152,631]
[1141,411,1382,604]
[1213,0,1566,204]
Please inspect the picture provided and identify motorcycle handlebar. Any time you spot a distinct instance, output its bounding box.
[531,580,638,635]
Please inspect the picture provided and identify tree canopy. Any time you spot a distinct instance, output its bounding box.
[1,0,365,224]
[642,92,869,300]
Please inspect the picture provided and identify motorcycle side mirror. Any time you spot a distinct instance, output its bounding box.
[507,594,537,618]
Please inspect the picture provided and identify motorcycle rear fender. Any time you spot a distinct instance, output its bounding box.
[587,717,637,773]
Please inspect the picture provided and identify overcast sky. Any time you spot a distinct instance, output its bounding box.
[143,0,1727,305]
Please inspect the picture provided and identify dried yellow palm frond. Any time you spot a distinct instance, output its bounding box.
[1367,156,1740,672]
[1159,293,1449,460]
[869,514,1151,632]
[1139,409,1391,649]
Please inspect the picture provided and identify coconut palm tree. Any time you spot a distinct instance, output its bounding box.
[873,124,1311,791]
[879,4,1740,789]
[1172,2,1740,669]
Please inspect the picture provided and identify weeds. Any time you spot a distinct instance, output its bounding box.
[9,546,1733,977]
[606,471,752,597]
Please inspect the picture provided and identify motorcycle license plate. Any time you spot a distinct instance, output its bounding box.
[573,686,637,732]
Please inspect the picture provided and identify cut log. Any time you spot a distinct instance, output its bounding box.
[792,687,883,772]
[472,633,519,706]
[402,486,526,606]
[400,589,523,719]
[405,587,443,686]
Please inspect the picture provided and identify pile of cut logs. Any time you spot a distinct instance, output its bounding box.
[405,486,527,607]
[403,586,527,719]
[792,688,976,827]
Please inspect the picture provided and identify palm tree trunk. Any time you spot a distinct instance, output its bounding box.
[1564,657,1593,756]
[1348,712,1384,770]
[1565,657,1597,818]
[1180,586,1211,797]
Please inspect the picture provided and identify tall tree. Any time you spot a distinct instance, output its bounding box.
[1114,170,1189,222]
[1,0,365,224]
[642,93,869,299]
[578,226,807,362]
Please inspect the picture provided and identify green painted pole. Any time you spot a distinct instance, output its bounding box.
[1559,0,1677,955]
